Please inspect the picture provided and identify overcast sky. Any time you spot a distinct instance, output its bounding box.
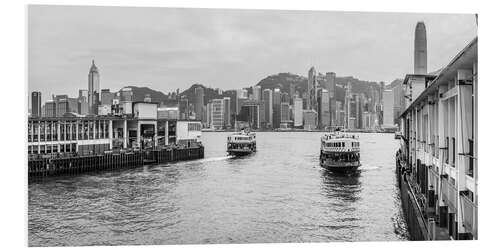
[28,5,477,102]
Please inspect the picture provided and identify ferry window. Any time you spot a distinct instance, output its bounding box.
[342,142,345,147]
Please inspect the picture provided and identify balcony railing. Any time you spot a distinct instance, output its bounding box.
[461,194,477,239]
[441,178,458,213]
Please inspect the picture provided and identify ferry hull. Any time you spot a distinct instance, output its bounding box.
[227,149,255,157]
[320,162,361,173]
[319,150,360,173]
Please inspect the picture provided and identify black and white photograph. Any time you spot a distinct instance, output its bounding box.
[18,1,484,248]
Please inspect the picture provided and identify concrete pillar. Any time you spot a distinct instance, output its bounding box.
[92,120,96,140]
[37,121,41,153]
[56,121,60,152]
[138,121,142,149]
[165,121,169,146]
[123,120,128,149]
[75,120,79,153]
[108,120,113,150]
[154,122,158,148]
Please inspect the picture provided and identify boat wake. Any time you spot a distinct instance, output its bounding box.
[358,164,381,171]
[198,156,234,163]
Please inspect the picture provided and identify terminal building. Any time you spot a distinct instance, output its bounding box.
[28,101,202,157]
[397,37,477,240]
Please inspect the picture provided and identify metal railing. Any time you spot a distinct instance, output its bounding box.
[460,194,477,239]
[441,179,458,213]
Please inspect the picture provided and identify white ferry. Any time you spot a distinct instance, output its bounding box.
[227,129,257,156]
[320,132,361,172]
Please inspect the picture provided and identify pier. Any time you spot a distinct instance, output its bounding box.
[28,101,205,179]
[396,37,477,240]
[28,146,204,178]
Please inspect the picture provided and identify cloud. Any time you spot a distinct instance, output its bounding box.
[28,5,476,103]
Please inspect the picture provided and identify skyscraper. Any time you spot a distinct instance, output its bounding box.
[293,97,303,127]
[307,66,318,111]
[194,87,204,121]
[263,89,273,128]
[223,97,231,128]
[383,89,395,126]
[252,85,261,101]
[88,60,100,115]
[414,22,427,74]
[272,88,281,128]
[344,82,352,128]
[100,89,114,106]
[31,91,42,117]
[209,99,225,130]
[78,89,88,102]
[44,100,56,117]
[320,89,330,128]
[326,72,336,98]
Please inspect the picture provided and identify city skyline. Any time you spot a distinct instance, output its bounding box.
[29,5,476,103]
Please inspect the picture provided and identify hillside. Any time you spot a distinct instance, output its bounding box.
[256,72,382,102]
[119,72,384,107]
[120,86,169,103]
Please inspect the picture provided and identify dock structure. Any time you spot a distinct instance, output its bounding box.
[28,102,204,178]
[396,37,477,240]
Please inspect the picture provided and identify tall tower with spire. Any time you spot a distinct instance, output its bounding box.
[414,22,427,74]
[88,60,100,115]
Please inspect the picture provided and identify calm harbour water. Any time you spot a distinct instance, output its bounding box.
[28,132,408,246]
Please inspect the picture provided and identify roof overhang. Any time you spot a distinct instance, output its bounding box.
[400,37,477,118]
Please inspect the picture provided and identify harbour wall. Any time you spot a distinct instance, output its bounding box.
[396,157,428,240]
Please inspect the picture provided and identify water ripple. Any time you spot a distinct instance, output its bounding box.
[29,132,408,246]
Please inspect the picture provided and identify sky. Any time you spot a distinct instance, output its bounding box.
[28,5,477,102]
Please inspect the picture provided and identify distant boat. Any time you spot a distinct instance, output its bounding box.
[227,129,257,156]
[320,132,361,172]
